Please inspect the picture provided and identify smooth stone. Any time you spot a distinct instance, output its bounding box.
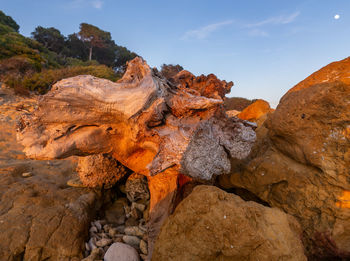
[124,226,144,237]
[96,238,112,247]
[90,226,98,233]
[104,242,139,261]
[122,235,140,248]
[89,237,97,250]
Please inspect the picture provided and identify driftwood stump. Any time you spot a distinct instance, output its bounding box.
[17,57,256,258]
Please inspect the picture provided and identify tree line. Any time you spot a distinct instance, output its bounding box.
[0,10,184,95]
[31,23,137,70]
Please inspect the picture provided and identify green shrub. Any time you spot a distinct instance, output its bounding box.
[6,65,119,94]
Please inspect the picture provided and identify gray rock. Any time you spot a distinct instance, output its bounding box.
[94,221,102,231]
[89,237,97,250]
[90,226,98,233]
[104,243,139,261]
[96,238,112,247]
[122,235,141,248]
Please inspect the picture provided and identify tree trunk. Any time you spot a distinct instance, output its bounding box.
[17,57,256,258]
[88,46,92,61]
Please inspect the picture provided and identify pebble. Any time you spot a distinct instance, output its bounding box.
[122,235,141,248]
[89,226,97,233]
[88,238,97,250]
[94,221,102,231]
[125,226,145,237]
[22,172,33,178]
[85,242,91,251]
[96,238,112,247]
[140,240,148,255]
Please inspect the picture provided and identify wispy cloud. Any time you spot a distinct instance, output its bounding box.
[248,29,269,37]
[67,0,104,9]
[245,11,300,28]
[91,0,103,9]
[182,20,233,40]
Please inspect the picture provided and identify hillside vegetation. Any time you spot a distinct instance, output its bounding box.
[0,10,137,94]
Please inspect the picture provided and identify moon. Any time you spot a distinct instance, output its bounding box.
[334,14,340,20]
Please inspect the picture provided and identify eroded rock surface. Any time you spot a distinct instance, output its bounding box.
[152,185,306,261]
[221,57,350,259]
[0,86,106,260]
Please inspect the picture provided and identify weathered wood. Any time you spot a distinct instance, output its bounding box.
[17,57,256,258]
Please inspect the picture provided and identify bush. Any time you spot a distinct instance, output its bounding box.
[224,97,253,111]
[0,56,37,81]
[5,65,119,94]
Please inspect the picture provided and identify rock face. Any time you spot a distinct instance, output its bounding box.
[221,57,350,259]
[152,185,306,261]
[171,70,233,99]
[0,86,107,260]
[16,57,256,257]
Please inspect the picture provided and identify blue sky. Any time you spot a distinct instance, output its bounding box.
[1,0,349,107]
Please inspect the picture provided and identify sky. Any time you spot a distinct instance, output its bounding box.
[1,0,350,107]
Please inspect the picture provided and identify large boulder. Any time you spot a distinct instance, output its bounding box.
[237,99,273,124]
[152,185,306,261]
[0,87,107,260]
[221,57,350,259]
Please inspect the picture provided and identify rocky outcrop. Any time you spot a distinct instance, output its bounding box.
[152,185,306,261]
[171,70,233,99]
[16,57,256,257]
[220,57,350,259]
[0,86,108,260]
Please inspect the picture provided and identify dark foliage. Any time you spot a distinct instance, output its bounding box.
[0,10,19,32]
